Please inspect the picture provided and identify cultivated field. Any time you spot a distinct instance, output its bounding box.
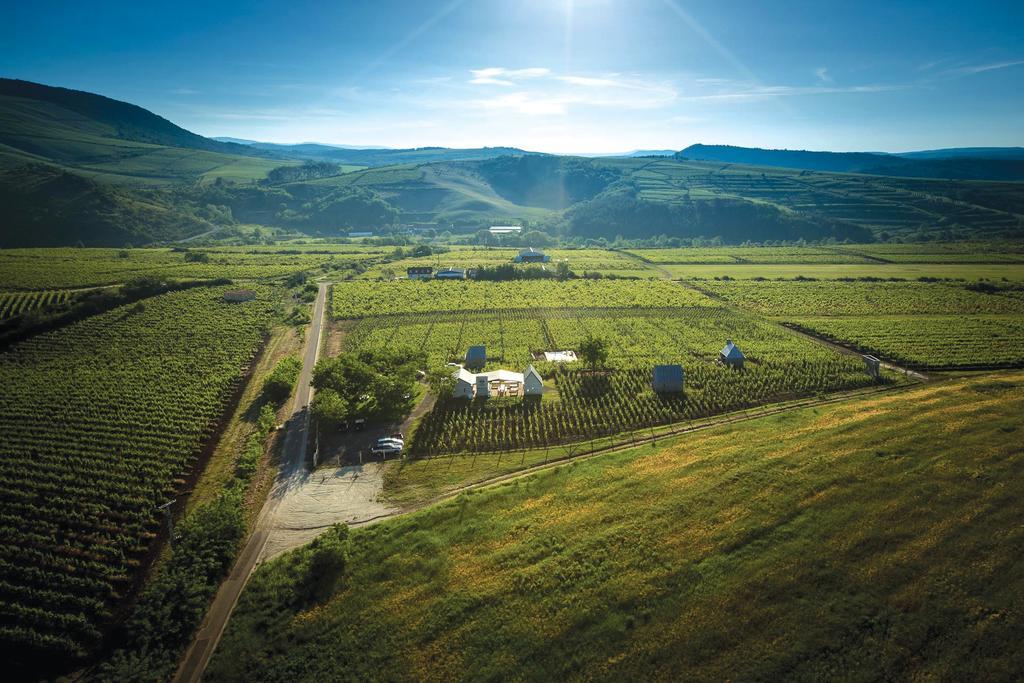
[332,280,885,455]
[0,286,274,661]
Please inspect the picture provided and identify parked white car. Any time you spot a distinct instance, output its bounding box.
[371,437,404,455]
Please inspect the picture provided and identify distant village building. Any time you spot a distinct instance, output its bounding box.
[465,345,487,370]
[435,267,466,280]
[489,225,523,236]
[347,231,374,238]
[223,289,256,303]
[719,339,746,368]
[407,266,433,280]
[652,364,685,393]
[863,354,881,380]
[514,248,550,264]
[524,365,544,396]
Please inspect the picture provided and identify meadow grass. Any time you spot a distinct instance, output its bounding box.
[208,371,1024,681]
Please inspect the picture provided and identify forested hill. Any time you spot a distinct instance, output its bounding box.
[0,79,269,158]
[677,144,1024,181]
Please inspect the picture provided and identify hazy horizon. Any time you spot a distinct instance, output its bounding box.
[4,0,1024,154]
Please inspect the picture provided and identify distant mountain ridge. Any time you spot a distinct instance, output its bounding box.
[215,138,541,167]
[677,144,1024,181]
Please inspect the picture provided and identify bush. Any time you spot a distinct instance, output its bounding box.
[263,356,301,403]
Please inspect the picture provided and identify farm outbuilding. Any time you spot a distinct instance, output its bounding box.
[719,339,746,368]
[514,248,550,264]
[223,289,256,302]
[435,268,466,280]
[524,365,543,396]
[465,345,487,370]
[652,364,685,393]
[407,266,433,280]
[863,354,881,379]
[453,367,476,399]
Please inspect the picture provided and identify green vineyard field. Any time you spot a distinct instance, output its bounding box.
[0,286,274,662]
[341,304,883,455]
[331,280,712,318]
[789,315,1024,368]
[0,290,74,321]
[699,280,1024,317]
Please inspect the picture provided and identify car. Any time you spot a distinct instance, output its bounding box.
[370,441,403,456]
[375,437,404,448]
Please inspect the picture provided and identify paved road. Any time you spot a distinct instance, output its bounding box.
[174,282,328,683]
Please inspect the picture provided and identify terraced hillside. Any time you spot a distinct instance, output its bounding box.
[615,158,1024,240]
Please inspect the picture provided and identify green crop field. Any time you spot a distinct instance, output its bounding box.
[0,290,75,321]
[0,285,274,661]
[331,279,709,318]
[789,315,1024,369]
[661,263,1024,281]
[625,246,875,264]
[698,280,1024,317]
[333,279,885,455]
[699,278,1024,369]
[208,373,1024,681]
[0,247,382,290]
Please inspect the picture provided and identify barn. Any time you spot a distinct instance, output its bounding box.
[652,364,685,393]
[719,339,746,368]
[465,345,487,370]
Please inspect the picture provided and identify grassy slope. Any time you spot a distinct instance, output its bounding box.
[209,372,1024,681]
[0,94,290,186]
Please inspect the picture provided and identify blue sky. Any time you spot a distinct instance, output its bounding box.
[3,0,1023,153]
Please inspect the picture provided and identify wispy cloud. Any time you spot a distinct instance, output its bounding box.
[814,67,833,84]
[170,87,200,96]
[469,67,550,86]
[945,59,1024,76]
[682,81,908,103]
[465,68,676,114]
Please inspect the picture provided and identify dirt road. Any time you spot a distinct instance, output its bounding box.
[174,281,328,683]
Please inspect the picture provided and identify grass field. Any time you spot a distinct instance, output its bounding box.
[208,372,1024,681]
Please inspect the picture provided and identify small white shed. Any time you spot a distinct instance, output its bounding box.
[524,365,543,396]
[453,367,476,399]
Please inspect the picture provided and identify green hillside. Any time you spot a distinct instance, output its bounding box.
[208,373,1024,681]
[679,143,1024,181]
[1,79,1022,246]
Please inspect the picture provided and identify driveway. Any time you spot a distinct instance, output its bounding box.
[260,462,396,560]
